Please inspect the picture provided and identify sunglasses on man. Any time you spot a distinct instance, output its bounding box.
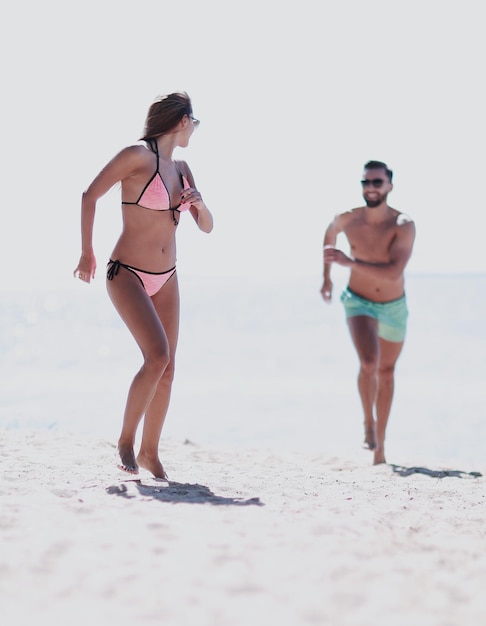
[360,179,386,188]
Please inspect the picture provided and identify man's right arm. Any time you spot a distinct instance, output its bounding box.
[321,215,343,302]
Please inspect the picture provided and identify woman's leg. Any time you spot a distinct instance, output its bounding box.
[137,273,180,479]
[106,268,172,474]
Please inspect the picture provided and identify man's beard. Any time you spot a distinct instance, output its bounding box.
[364,193,387,208]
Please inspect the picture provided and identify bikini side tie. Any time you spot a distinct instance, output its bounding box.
[107,260,121,281]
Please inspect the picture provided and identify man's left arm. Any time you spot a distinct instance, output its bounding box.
[324,219,416,280]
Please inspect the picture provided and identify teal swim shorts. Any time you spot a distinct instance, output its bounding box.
[340,287,408,343]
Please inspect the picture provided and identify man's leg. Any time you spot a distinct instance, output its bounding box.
[374,338,404,464]
[346,315,380,450]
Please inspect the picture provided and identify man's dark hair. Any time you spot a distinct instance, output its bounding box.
[364,160,393,182]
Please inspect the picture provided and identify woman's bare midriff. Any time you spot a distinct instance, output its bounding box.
[110,206,178,271]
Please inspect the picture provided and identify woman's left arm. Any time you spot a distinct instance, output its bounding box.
[179,162,214,233]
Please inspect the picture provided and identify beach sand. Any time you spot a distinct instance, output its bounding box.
[1,429,484,626]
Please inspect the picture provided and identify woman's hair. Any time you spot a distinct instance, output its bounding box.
[140,92,193,140]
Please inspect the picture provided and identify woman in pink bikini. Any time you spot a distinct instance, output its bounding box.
[73,92,213,479]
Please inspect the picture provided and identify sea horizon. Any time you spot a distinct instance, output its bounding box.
[1,272,484,470]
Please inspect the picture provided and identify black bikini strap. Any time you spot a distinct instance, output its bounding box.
[174,160,184,185]
[148,139,159,168]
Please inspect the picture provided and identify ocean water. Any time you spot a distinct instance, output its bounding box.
[1,273,484,468]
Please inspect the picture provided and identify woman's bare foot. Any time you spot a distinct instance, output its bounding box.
[373,447,386,465]
[117,441,139,474]
[364,422,377,450]
[137,451,168,480]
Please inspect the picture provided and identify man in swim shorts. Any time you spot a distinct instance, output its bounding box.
[320,160,416,465]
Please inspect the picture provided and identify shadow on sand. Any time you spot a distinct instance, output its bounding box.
[390,465,482,479]
[106,480,264,506]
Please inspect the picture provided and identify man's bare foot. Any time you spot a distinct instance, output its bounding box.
[373,447,386,465]
[117,442,139,474]
[364,422,377,450]
[137,451,168,480]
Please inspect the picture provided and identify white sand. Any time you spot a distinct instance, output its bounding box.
[0,429,484,626]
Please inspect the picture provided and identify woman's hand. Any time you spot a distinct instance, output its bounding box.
[182,188,214,233]
[73,252,97,283]
[180,187,204,210]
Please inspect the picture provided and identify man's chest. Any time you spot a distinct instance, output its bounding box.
[344,222,397,258]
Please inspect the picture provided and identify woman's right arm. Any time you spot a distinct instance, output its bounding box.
[73,147,139,283]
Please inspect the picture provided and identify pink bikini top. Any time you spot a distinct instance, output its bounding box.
[122,139,191,225]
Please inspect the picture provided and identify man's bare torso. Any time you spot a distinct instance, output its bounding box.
[341,206,411,301]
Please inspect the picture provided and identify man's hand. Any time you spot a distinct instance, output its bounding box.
[321,280,333,303]
[323,246,353,268]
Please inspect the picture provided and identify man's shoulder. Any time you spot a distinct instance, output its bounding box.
[335,206,364,224]
[395,210,414,227]
[392,210,416,244]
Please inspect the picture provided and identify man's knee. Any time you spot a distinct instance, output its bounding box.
[359,354,378,376]
[378,363,395,383]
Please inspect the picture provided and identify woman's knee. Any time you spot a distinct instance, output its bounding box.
[160,359,176,384]
[144,347,171,379]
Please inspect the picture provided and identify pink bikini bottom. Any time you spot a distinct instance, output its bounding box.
[107,259,176,296]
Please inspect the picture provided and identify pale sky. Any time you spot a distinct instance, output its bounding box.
[2,0,485,290]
